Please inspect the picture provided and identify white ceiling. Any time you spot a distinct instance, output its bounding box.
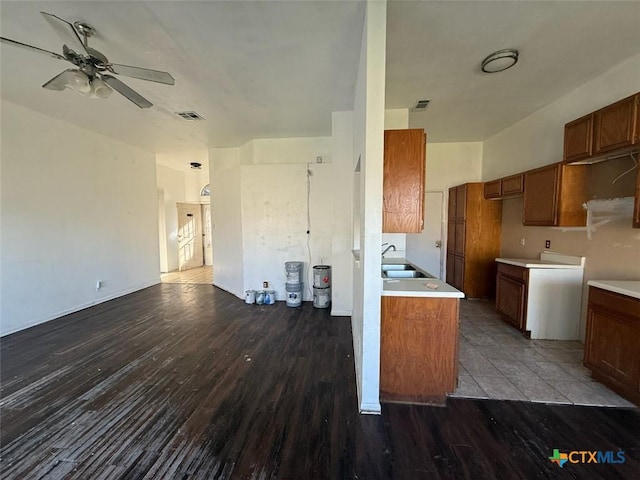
[1,0,639,158]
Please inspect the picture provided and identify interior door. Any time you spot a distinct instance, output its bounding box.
[177,203,204,271]
[202,203,213,266]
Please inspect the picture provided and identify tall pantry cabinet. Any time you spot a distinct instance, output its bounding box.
[446,183,502,298]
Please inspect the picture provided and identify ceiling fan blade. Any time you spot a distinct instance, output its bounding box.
[41,11,88,55]
[101,75,152,108]
[42,69,75,90]
[109,64,175,85]
[0,36,66,61]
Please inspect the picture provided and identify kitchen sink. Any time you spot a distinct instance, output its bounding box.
[381,264,415,271]
[383,270,430,279]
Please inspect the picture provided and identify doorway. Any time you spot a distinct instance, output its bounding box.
[406,191,444,278]
[177,202,204,271]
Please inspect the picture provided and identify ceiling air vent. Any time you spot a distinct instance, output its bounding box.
[411,99,430,112]
[176,111,205,120]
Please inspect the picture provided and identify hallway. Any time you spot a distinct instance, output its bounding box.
[160,265,213,284]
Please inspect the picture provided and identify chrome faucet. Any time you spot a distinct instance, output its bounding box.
[381,244,396,257]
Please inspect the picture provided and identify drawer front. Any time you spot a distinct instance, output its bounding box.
[497,263,528,282]
[588,287,640,320]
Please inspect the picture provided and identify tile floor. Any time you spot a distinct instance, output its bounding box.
[451,299,636,408]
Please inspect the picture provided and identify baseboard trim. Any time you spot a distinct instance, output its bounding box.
[1,279,161,337]
[359,401,382,415]
[212,281,244,300]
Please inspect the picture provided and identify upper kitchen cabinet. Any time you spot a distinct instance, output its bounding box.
[483,173,524,200]
[383,129,426,233]
[523,162,588,226]
[563,92,639,163]
[563,114,593,163]
[501,173,525,197]
[483,179,502,199]
[593,93,639,156]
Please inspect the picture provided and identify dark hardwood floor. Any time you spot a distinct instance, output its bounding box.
[1,284,638,479]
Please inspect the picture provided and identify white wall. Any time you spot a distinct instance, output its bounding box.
[0,100,160,336]
[482,53,640,341]
[331,111,355,316]
[156,165,186,273]
[245,137,332,165]
[425,142,483,190]
[240,162,333,300]
[351,0,387,414]
[210,147,244,297]
[212,134,350,304]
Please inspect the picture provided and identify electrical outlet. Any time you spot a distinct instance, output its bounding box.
[96,280,102,290]
[263,281,268,288]
[545,240,551,249]
[520,238,525,247]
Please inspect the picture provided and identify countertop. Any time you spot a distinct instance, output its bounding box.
[587,280,640,300]
[496,251,585,269]
[381,258,464,298]
[496,258,584,269]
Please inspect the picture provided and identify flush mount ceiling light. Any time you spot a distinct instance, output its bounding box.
[190,162,202,169]
[481,49,519,73]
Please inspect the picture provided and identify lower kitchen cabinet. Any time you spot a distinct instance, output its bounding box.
[496,266,527,331]
[380,296,459,405]
[584,285,640,406]
[494,254,585,340]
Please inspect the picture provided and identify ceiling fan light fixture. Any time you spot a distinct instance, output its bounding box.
[90,77,112,99]
[66,69,91,94]
[481,49,519,73]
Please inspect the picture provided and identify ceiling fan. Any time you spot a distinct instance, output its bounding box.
[0,11,175,108]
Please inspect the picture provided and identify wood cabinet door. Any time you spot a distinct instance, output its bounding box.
[523,164,559,226]
[501,174,524,196]
[634,165,640,228]
[563,114,593,163]
[483,180,501,199]
[455,185,467,222]
[380,296,459,403]
[446,253,455,285]
[496,274,526,330]
[383,129,425,233]
[593,94,638,155]
[448,187,457,220]
[447,220,456,253]
[453,254,465,291]
[585,306,640,386]
[636,93,640,145]
[454,221,466,256]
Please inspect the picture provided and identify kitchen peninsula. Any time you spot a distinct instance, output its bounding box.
[380,258,464,405]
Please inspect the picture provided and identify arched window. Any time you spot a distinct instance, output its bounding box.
[200,184,210,196]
